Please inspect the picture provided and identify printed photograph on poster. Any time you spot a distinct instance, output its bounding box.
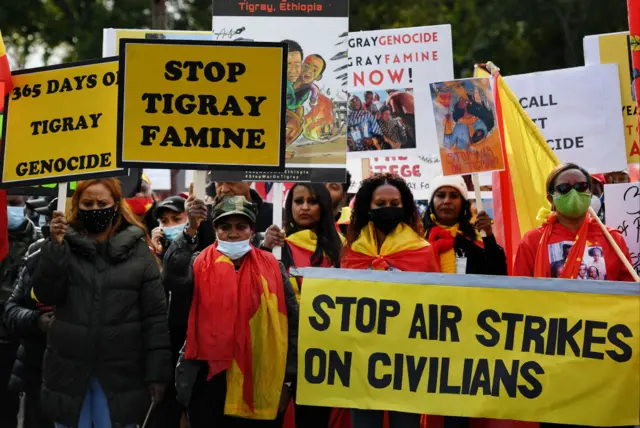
[347,25,454,159]
[430,77,504,176]
[604,182,640,275]
[348,89,416,151]
[548,241,607,280]
[210,1,349,182]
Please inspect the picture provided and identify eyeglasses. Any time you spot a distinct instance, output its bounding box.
[554,182,590,195]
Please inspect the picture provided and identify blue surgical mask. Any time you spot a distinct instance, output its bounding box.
[163,223,186,242]
[217,238,252,260]
[7,206,25,230]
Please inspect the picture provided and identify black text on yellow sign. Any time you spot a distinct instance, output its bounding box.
[0,58,126,187]
[116,39,287,171]
[297,275,640,426]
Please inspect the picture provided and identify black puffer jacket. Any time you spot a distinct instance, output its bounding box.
[31,225,172,427]
[3,239,47,393]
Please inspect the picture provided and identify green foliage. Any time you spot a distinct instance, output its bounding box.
[0,0,631,76]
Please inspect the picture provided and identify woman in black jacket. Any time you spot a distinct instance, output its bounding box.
[424,175,507,276]
[31,178,172,428]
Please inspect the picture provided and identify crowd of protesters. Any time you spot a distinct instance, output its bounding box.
[0,163,635,428]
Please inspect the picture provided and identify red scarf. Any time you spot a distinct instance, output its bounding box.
[285,230,334,300]
[187,244,288,419]
[533,213,590,279]
[125,197,154,216]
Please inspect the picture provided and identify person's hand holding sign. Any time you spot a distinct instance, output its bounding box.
[185,183,208,239]
[475,211,494,237]
[50,211,68,245]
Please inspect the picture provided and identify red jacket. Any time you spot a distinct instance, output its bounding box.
[513,219,634,282]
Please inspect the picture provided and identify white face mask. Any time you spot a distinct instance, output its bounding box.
[590,195,602,214]
[217,238,252,260]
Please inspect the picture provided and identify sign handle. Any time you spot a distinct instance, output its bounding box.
[193,171,207,200]
[471,174,486,238]
[272,182,284,260]
[56,183,68,213]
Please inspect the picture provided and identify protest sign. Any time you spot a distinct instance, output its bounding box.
[0,58,125,187]
[430,78,503,175]
[584,32,640,164]
[209,0,349,182]
[102,28,211,56]
[296,268,640,426]
[347,26,454,160]
[117,39,287,171]
[347,155,442,200]
[605,182,640,275]
[504,65,627,173]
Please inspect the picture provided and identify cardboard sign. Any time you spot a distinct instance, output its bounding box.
[117,39,287,171]
[430,77,503,175]
[0,58,124,187]
[209,0,349,183]
[102,28,211,56]
[605,182,640,275]
[504,65,627,173]
[297,268,640,426]
[347,26,454,159]
[584,32,640,164]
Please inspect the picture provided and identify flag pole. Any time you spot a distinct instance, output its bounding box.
[471,174,486,238]
[588,207,640,282]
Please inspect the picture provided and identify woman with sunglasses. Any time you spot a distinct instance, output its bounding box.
[513,163,634,281]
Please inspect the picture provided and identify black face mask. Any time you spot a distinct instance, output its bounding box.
[369,207,404,235]
[79,206,116,234]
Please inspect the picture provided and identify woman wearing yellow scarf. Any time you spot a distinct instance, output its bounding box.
[424,176,507,428]
[342,173,438,428]
[281,183,342,428]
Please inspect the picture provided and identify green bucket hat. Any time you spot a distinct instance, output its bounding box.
[212,196,258,225]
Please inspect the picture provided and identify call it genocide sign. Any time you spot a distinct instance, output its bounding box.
[116,39,287,171]
[0,58,125,187]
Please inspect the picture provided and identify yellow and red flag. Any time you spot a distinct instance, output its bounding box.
[629,0,640,137]
[0,31,13,261]
[474,64,561,272]
[187,244,288,420]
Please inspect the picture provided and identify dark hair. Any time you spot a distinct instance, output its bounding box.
[546,163,592,195]
[342,171,352,194]
[365,91,374,97]
[282,39,303,58]
[308,54,326,76]
[284,184,342,268]
[588,247,603,257]
[347,173,423,246]
[379,105,391,115]
[550,260,565,277]
[424,190,476,241]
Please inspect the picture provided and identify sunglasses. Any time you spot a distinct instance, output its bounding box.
[554,182,590,195]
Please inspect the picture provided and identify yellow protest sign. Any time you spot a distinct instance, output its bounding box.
[0,58,124,187]
[585,32,640,164]
[117,39,287,171]
[296,269,640,426]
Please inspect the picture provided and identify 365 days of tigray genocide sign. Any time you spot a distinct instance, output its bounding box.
[117,39,287,171]
[0,58,125,187]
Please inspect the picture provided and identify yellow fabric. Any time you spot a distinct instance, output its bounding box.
[536,207,553,223]
[351,222,428,257]
[337,206,351,225]
[285,229,319,253]
[30,288,39,303]
[0,32,6,57]
[475,66,561,235]
[224,274,288,420]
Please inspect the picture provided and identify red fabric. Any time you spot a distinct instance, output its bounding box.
[0,75,10,261]
[491,77,521,275]
[532,214,590,279]
[186,244,286,411]
[125,196,154,216]
[0,56,13,94]
[629,0,640,139]
[513,217,635,281]
[342,245,439,272]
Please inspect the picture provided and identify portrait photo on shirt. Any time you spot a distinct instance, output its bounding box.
[548,241,607,280]
[347,88,416,152]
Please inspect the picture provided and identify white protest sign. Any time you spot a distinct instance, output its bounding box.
[604,182,640,275]
[504,65,627,173]
[347,154,443,199]
[347,26,454,159]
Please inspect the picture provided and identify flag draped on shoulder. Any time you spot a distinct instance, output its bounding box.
[475,64,561,271]
[0,31,13,261]
[186,245,288,420]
